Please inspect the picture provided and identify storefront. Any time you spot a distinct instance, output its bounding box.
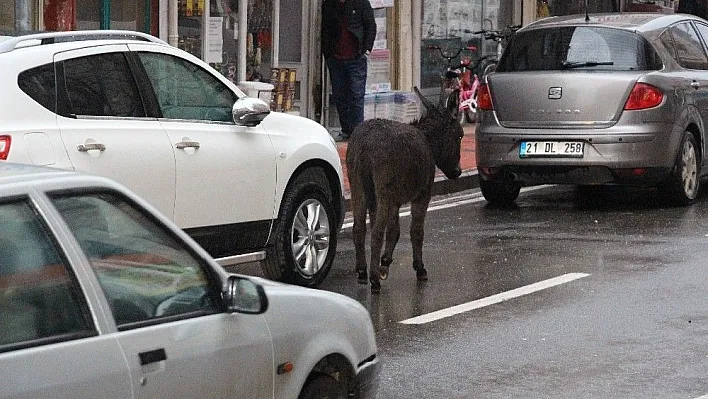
[1,0,158,33]
[3,0,664,125]
[419,0,515,98]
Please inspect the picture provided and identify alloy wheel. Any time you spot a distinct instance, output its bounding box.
[681,139,698,199]
[290,199,330,276]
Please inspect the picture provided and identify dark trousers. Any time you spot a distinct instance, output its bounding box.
[327,55,368,136]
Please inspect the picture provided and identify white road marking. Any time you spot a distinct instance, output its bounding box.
[341,185,549,230]
[693,395,708,399]
[400,273,590,325]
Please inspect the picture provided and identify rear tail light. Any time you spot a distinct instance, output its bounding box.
[624,83,663,110]
[477,84,493,110]
[0,136,10,160]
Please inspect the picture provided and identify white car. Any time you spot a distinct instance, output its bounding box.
[0,30,345,287]
[0,163,379,399]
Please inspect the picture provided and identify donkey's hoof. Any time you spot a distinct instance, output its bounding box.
[416,268,428,281]
[357,271,368,284]
[380,255,393,268]
[370,284,381,294]
[379,266,389,280]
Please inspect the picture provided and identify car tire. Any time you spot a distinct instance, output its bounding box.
[479,177,521,205]
[658,131,700,206]
[261,168,337,288]
[298,374,346,399]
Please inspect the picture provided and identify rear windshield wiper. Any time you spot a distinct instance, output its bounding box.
[561,60,614,69]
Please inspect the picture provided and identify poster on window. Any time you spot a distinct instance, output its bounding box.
[207,17,224,64]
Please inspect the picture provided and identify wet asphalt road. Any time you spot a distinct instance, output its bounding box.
[241,184,708,398]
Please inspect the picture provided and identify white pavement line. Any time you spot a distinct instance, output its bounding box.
[341,185,550,230]
[400,273,590,325]
[693,395,708,399]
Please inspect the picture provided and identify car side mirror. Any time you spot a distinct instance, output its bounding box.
[224,275,268,314]
[232,97,271,127]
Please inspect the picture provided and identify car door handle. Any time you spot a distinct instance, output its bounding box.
[691,81,700,89]
[76,143,106,152]
[139,348,167,365]
[175,141,200,149]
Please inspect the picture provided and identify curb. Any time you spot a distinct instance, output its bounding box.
[343,168,479,212]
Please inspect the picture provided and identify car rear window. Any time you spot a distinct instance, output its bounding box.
[18,63,56,112]
[497,26,662,72]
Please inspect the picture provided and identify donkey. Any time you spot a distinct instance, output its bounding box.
[345,87,464,293]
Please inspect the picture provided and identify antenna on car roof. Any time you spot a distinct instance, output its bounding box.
[584,0,590,22]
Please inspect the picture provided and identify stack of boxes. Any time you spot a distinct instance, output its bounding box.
[364,93,376,120]
[392,91,421,124]
[269,68,297,112]
[374,91,394,120]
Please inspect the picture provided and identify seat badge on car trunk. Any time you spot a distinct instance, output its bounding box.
[548,87,562,99]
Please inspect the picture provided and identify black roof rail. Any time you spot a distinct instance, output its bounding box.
[0,30,167,54]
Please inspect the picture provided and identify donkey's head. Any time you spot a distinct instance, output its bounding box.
[413,86,463,180]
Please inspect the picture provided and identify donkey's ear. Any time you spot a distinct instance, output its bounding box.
[414,86,436,112]
[445,89,461,120]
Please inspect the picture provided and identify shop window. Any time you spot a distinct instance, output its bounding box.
[111,0,148,31]
[77,0,101,29]
[179,0,204,58]
[0,3,15,32]
[210,0,239,83]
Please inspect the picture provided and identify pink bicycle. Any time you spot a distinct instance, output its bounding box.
[428,45,492,124]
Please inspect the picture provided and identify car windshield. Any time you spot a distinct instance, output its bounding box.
[497,26,662,72]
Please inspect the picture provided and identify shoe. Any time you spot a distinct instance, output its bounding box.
[334,133,350,142]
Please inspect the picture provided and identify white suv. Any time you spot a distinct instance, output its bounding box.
[0,30,345,287]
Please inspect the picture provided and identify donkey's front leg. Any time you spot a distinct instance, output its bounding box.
[410,196,431,281]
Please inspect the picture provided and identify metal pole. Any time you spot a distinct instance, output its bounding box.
[159,0,168,41]
[413,0,422,89]
[168,0,179,47]
[238,0,247,83]
[273,0,280,67]
[15,0,31,32]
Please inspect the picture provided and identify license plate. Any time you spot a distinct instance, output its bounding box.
[519,141,585,158]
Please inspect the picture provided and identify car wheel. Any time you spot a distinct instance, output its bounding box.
[261,168,337,288]
[659,131,700,206]
[298,374,346,399]
[479,177,521,205]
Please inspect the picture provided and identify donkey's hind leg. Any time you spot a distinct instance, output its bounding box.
[349,177,369,284]
[379,211,401,280]
[410,194,432,281]
[369,199,394,293]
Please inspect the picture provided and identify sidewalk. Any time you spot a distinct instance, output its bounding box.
[336,123,478,205]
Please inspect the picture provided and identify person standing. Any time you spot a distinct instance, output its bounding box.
[321,0,377,142]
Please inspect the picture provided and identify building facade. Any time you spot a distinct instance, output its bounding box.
[2,0,651,125]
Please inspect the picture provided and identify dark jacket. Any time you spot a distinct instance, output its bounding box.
[321,0,377,59]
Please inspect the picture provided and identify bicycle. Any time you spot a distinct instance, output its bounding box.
[468,25,521,78]
[428,44,493,123]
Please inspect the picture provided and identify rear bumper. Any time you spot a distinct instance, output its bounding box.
[479,165,672,186]
[355,355,381,399]
[476,121,681,186]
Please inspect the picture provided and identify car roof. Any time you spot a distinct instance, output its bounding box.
[0,163,78,185]
[523,12,702,33]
